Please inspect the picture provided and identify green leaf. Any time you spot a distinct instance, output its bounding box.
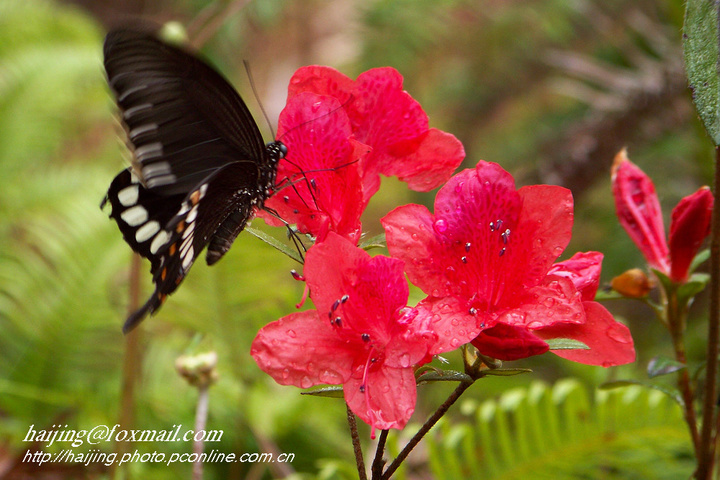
[480,368,533,377]
[600,380,683,407]
[683,0,720,145]
[690,248,710,273]
[545,338,589,350]
[245,226,304,264]
[358,232,386,251]
[301,386,344,398]
[651,267,673,293]
[647,356,687,378]
[593,289,626,301]
[417,369,472,384]
[677,272,710,306]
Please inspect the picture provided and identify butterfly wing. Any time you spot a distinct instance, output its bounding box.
[103,28,276,332]
[104,28,267,194]
[105,162,262,333]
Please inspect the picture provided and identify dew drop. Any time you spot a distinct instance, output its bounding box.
[451,318,460,326]
[286,329,297,338]
[319,369,340,383]
[434,219,448,234]
[398,353,411,368]
[282,368,290,380]
[527,321,544,329]
[300,376,313,388]
[606,324,631,344]
[543,297,556,308]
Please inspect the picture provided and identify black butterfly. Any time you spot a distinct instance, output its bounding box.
[102,28,287,333]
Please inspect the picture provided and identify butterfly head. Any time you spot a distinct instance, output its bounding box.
[267,141,288,161]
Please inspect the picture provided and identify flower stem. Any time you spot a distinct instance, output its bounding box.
[697,144,720,479]
[371,430,389,479]
[379,380,473,480]
[346,404,367,480]
[667,288,700,457]
[192,384,209,480]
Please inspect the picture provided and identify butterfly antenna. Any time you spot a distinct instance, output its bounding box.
[243,60,276,139]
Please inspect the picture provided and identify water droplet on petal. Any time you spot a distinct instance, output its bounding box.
[527,321,544,329]
[287,329,297,338]
[300,376,313,388]
[399,353,411,367]
[543,298,556,308]
[606,324,631,344]
[434,219,448,234]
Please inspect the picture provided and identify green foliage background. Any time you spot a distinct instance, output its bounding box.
[0,0,705,478]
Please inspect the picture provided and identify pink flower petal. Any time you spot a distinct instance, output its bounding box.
[382,203,450,297]
[669,186,713,282]
[611,150,670,273]
[287,65,354,105]
[534,301,636,367]
[503,275,585,328]
[344,364,417,431]
[383,128,464,192]
[262,92,369,243]
[471,322,549,361]
[548,251,604,301]
[305,233,409,336]
[414,296,482,355]
[251,311,355,387]
[510,184,574,292]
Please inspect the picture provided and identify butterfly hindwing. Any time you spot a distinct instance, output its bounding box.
[103,27,285,332]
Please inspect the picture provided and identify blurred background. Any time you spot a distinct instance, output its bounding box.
[0,0,708,478]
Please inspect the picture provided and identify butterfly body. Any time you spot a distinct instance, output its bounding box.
[102,28,286,332]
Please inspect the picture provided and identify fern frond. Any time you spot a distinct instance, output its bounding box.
[425,380,692,480]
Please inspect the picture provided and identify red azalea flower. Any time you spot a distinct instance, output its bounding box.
[261,92,370,243]
[251,233,478,432]
[288,65,464,199]
[612,149,713,283]
[382,161,635,366]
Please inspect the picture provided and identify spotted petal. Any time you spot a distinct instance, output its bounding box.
[251,310,355,387]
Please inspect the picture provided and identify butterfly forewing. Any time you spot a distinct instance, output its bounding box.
[102,28,284,332]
